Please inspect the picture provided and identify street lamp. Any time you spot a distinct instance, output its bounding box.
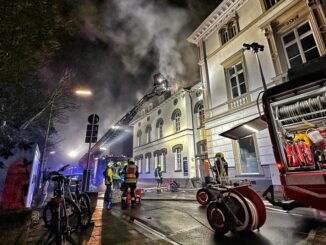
[243,42,267,91]
[75,90,92,96]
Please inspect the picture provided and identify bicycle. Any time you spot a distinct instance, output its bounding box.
[162,178,179,192]
[43,165,91,229]
[42,165,81,244]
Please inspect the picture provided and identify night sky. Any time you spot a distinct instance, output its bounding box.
[45,0,220,168]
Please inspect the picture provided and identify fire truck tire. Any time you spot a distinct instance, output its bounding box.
[196,188,211,206]
[223,191,250,232]
[235,186,266,228]
[207,201,231,235]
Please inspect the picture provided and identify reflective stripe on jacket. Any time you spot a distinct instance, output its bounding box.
[113,166,121,180]
[125,165,138,183]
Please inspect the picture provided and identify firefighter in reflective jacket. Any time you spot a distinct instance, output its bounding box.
[121,158,139,208]
[113,161,122,190]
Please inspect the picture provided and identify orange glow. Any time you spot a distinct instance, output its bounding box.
[276,162,283,170]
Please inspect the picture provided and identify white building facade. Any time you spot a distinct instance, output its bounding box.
[130,83,206,186]
[188,0,326,190]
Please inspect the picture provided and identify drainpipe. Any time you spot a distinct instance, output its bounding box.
[202,40,212,108]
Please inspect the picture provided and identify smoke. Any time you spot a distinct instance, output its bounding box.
[81,0,195,83]
[43,0,218,167]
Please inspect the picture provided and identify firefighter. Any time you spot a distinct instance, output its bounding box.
[120,158,139,208]
[103,161,114,209]
[154,164,163,193]
[213,152,229,184]
[113,161,122,190]
[119,161,128,185]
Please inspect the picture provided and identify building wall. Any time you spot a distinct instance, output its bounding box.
[189,0,326,189]
[130,86,205,184]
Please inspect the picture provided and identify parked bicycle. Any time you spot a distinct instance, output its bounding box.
[42,165,81,244]
[43,165,91,229]
[162,178,179,192]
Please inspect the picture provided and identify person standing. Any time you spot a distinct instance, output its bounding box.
[154,164,163,193]
[103,162,113,210]
[113,161,121,190]
[120,158,139,208]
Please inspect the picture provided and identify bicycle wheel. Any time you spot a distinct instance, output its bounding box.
[207,201,231,235]
[77,193,91,228]
[43,198,81,232]
[64,198,81,232]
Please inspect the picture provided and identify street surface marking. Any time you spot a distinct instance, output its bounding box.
[133,219,180,245]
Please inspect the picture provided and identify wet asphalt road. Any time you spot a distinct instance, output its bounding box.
[111,200,326,245]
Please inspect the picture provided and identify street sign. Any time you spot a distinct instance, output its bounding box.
[86,124,98,137]
[88,114,99,124]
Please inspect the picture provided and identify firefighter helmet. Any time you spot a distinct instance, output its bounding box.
[215,152,224,158]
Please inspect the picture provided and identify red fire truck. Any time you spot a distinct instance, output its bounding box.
[262,75,326,211]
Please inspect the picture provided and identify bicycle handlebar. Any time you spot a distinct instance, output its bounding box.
[58,164,70,172]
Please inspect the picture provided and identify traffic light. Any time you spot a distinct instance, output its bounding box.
[85,114,99,143]
[85,124,98,143]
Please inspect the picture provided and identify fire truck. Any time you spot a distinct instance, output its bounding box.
[262,74,326,211]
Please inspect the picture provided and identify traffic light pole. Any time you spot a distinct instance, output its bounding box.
[83,114,99,192]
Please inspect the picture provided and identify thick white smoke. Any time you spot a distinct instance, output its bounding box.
[101,0,190,82]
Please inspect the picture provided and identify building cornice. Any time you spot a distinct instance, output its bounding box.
[187,0,248,46]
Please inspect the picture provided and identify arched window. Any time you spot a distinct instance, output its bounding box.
[175,112,181,132]
[198,104,205,128]
[145,125,152,143]
[156,118,164,139]
[220,28,229,44]
[228,21,237,39]
[220,17,239,45]
[172,144,183,171]
[194,101,205,128]
[136,130,142,146]
[171,109,181,132]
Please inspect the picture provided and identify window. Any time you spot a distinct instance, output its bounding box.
[174,148,182,171]
[137,159,142,173]
[156,119,164,139]
[227,62,246,98]
[154,153,159,169]
[238,135,259,174]
[171,109,182,132]
[145,125,151,143]
[145,156,150,173]
[263,0,280,10]
[175,112,181,132]
[136,130,142,146]
[198,104,205,128]
[282,22,320,68]
[220,28,229,44]
[220,19,239,45]
[160,153,167,172]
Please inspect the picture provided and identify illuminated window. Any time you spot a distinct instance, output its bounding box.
[137,159,142,173]
[282,22,320,68]
[238,135,259,174]
[145,125,151,143]
[175,112,181,132]
[156,119,164,139]
[145,156,150,173]
[174,148,182,171]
